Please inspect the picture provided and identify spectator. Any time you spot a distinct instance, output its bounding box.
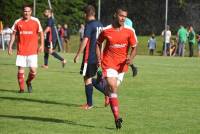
[197,31,200,57]
[125,17,138,77]
[3,25,12,49]
[148,33,156,55]
[188,25,196,57]
[63,24,70,53]
[79,23,85,43]
[57,24,64,52]
[161,25,171,56]
[177,25,188,57]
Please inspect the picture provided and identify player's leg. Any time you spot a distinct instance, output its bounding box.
[26,55,38,93]
[81,63,97,109]
[16,55,26,93]
[42,41,50,68]
[106,76,122,129]
[17,67,25,93]
[105,69,122,129]
[130,63,138,77]
[50,42,66,67]
[82,76,93,109]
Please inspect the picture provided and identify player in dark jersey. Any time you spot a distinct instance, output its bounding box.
[42,9,66,69]
[74,5,103,110]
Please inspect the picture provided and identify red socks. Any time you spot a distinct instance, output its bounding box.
[17,72,25,91]
[17,72,36,91]
[109,93,119,121]
[27,72,36,84]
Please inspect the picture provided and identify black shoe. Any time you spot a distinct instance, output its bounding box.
[18,90,24,93]
[115,118,123,129]
[130,64,138,77]
[62,60,66,68]
[26,81,32,93]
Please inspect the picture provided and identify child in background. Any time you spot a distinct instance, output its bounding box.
[148,34,156,55]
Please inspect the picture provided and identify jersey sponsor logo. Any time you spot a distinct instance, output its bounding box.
[110,44,127,48]
[19,31,33,35]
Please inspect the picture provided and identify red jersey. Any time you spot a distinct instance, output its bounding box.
[97,24,137,73]
[12,17,43,56]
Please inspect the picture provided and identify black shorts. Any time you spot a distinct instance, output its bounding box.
[80,62,98,78]
[45,40,57,49]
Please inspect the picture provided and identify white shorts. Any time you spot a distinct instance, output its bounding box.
[16,55,38,68]
[105,68,125,83]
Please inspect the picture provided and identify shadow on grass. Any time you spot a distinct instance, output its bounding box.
[0,63,15,66]
[0,96,80,108]
[0,114,95,128]
[0,88,18,93]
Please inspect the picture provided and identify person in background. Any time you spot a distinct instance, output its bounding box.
[79,23,85,44]
[148,33,156,55]
[57,24,64,52]
[197,31,200,57]
[3,25,12,49]
[124,17,138,77]
[63,24,70,53]
[161,25,171,56]
[177,25,188,57]
[188,25,196,57]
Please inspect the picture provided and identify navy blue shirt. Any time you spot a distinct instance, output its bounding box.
[46,17,57,44]
[83,20,103,64]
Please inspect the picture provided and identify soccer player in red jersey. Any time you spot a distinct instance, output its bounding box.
[8,4,44,93]
[96,7,137,129]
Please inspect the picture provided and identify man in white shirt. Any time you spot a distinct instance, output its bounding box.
[161,25,171,56]
[3,25,12,49]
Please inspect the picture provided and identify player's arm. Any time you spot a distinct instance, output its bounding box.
[126,45,137,65]
[8,31,16,55]
[126,29,137,65]
[73,37,89,63]
[38,31,44,53]
[96,41,101,67]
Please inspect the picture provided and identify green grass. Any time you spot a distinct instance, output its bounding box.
[0,50,200,134]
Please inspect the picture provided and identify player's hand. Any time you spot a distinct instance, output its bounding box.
[74,55,79,63]
[8,48,13,55]
[38,46,44,53]
[97,59,101,67]
[49,48,53,54]
[126,57,132,65]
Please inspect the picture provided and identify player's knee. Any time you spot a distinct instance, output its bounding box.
[117,80,121,86]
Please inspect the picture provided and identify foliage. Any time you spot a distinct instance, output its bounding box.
[0,0,200,35]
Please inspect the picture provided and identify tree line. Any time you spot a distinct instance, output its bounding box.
[0,0,199,35]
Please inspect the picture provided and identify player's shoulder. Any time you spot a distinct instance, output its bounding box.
[102,24,112,31]
[30,17,41,23]
[14,17,23,25]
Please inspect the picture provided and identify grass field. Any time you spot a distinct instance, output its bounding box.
[0,50,200,134]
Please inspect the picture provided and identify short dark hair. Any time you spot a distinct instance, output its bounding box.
[115,6,128,14]
[84,5,95,16]
[22,4,33,10]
